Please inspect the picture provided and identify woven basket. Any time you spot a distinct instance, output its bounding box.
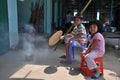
[48,30,63,46]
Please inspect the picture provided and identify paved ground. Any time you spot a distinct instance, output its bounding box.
[0,32,120,80]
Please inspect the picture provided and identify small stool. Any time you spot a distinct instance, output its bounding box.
[80,54,104,76]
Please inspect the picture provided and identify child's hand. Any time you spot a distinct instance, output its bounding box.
[80,49,86,57]
[60,36,64,40]
[65,34,74,37]
[80,48,88,57]
[80,53,86,57]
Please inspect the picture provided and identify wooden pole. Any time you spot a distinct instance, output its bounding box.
[66,0,92,34]
[54,0,92,51]
[80,0,92,15]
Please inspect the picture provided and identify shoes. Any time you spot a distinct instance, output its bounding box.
[59,55,66,59]
[91,73,101,79]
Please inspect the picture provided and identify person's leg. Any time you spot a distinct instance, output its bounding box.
[85,50,103,78]
[59,42,71,63]
[65,39,72,60]
[65,43,70,60]
[59,37,71,59]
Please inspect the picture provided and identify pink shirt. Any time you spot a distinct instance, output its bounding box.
[90,33,105,55]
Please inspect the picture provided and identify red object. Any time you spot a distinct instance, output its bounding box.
[80,54,104,76]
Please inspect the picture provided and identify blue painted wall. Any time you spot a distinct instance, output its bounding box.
[17,0,43,27]
[44,0,52,34]
[7,0,19,48]
[0,0,9,55]
[54,0,58,28]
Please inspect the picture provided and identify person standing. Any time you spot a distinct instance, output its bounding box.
[64,10,73,33]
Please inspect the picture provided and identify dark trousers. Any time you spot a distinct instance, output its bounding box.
[64,23,72,33]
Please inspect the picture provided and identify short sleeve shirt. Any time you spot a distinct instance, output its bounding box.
[72,24,86,35]
[90,33,105,55]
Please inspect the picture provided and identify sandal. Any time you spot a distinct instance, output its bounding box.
[59,55,66,59]
[91,73,101,79]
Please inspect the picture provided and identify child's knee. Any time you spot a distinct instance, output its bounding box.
[85,54,91,60]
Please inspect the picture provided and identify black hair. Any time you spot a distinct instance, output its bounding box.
[88,21,103,37]
[67,10,71,14]
[73,14,83,20]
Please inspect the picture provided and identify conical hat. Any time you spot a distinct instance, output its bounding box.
[48,30,63,46]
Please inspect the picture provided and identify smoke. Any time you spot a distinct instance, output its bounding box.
[18,24,48,61]
[20,24,36,61]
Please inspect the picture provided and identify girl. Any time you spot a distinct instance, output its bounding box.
[82,21,105,79]
[60,14,87,62]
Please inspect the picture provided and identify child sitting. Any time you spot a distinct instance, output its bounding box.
[82,21,105,79]
[60,14,87,62]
